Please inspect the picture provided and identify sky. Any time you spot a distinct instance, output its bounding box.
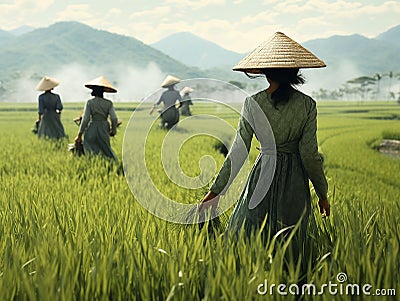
[1,0,399,53]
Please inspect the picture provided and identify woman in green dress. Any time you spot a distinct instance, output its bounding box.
[150,75,183,129]
[199,32,330,240]
[36,76,66,139]
[74,76,119,161]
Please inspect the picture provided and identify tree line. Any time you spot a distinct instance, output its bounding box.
[312,71,400,101]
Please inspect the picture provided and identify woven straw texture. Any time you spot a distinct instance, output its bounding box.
[161,75,180,88]
[85,76,117,93]
[36,76,59,91]
[233,32,326,73]
[180,86,193,96]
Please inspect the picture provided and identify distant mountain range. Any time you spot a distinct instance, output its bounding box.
[151,32,244,69]
[0,22,249,101]
[0,22,203,80]
[303,28,400,76]
[9,25,35,36]
[0,21,399,101]
[153,25,400,91]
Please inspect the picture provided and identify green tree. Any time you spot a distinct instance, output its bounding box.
[346,76,376,100]
[374,73,382,97]
[383,71,394,99]
[228,80,246,90]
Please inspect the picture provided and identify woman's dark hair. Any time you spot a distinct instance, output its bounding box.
[247,68,305,108]
[91,86,104,98]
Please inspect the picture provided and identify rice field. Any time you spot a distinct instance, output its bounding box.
[0,100,399,300]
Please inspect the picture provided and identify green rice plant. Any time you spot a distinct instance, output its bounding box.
[0,101,399,300]
[382,129,400,140]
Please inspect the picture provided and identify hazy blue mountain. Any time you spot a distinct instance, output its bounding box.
[303,33,400,77]
[0,30,14,45]
[376,24,400,47]
[152,27,400,91]
[152,32,244,69]
[9,25,35,36]
[1,21,399,100]
[0,21,207,82]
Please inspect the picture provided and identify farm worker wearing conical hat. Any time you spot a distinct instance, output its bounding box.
[199,32,330,266]
[35,76,66,139]
[74,76,119,160]
[150,75,183,129]
[161,75,181,88]
[179,86,194,116]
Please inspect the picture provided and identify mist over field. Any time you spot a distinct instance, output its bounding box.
[8,63,166,103]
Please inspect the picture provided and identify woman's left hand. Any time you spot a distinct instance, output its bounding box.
[74,135,82,143]
[318,199,330,218]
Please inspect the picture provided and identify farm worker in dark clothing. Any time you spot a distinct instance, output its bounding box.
[36,76,66,139]
[74,76,119,161]
[199,32,330,246]
[150,75,183,129]
[179,86,194,116]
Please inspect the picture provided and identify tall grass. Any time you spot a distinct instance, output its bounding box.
[0,102,399,300]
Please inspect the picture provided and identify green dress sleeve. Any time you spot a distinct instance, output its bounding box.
[109,104,118,135]
[78,100,91,135]
[298,101,328,200]
[56,94,63,111]
[210,97,254,195]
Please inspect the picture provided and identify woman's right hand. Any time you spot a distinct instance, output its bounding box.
[318,199,330,218]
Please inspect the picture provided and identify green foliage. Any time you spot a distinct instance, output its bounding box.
[228,80,247,90]
[382,129,400,140]
[0,102,399,300]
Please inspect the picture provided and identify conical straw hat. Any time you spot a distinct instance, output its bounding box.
[36,76,59,91]
[85,76,117,93]
[233,32,326,73]
[180,86,193,96]
[161,75,180,88]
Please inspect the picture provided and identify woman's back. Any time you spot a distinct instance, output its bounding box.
[252,89,314,146]
[39,92,62,114]
[37,91,65,139]
[159,90,181,108]
[86,97,113,120]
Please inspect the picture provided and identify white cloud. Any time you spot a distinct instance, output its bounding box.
[163,0,225,10]
[1,0,400,54]
[0,0,53,14]
[0,0,54,29]
[56,4,93,22]
[262,0,280,4]
[240,11,278,25]
[109,8,122,15]
[130,6,171,19]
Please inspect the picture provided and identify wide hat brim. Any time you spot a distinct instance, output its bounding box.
[161,75,180,88]
[233,32,326,73]
[36,76,59,91]
[85,76,117,93]
[180,86,193,96]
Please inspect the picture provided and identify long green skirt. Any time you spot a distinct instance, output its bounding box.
[180,103,192,116]
[83,120,117,161]
[160,107,179,129]
[38,111,66,139]
[226,151,311,240]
